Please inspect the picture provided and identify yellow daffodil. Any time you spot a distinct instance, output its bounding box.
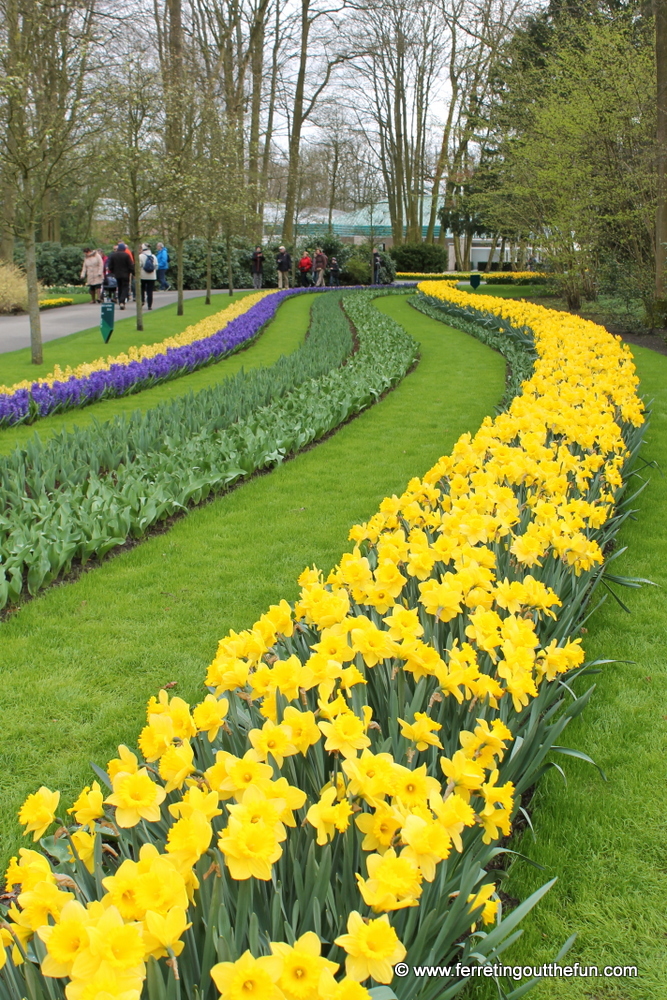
[210,949,284,1000]
[18,787,60,841]
[334,911,406,984]
[306,786,352,845]
[398,712,443,751]
[105,769,166,827]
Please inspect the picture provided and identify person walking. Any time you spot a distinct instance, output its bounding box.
[80,248,104,303]
[314,247,328,286]
[139,243,158,310]
[156,242,169,290]
[276,246,291,289]
[298,250,313,286]
[251,246,265,289]
[329,257,340,287]
[106,242,134,309]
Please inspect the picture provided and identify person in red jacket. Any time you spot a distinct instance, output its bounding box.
[298,251,313,286]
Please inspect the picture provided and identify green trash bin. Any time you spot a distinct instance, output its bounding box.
[100,302,115,343]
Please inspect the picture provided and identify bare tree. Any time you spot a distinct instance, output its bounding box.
[154,0,199,315]
[348,0,445,245]
[0,0,97,363]
[102,50,162,331]
[425,0,520,243]
[279,0,350,244]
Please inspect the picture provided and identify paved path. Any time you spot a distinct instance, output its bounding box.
[0,290,236,354]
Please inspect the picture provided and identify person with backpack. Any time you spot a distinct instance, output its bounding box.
[313,248,328,286]
[329,257,341,287]
[251,246,265,289]
[139,243,157,310]
[106,242,134,309]
[298,251,313,286]
[156,242,169,290]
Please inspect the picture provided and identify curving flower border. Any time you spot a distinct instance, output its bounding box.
[0,284,646,1000]
[0,289,318,428]
[396,271,547,282]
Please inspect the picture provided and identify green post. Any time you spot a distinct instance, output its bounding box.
[100,302,115,343]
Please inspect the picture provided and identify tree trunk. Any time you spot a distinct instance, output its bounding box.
[328,143,340,231]
[0,180,14,262]
[259,0,281,235]
[282,0,311,245]
[655,0,667,303]
[206,233,212,304]
[392,30,405,245]
[24,228,43,365]
[463,231,472,271]
[517,237,527,270]
[226,234,233,296]
[499,236,506,269]
[487,233,499,269]
[454,234,463,271]
[135,240,144,332]
[248,18,264,235]
[177,229,184,315]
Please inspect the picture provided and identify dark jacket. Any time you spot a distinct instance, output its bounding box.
[107,250,134,280]
[251,250,265,273]
[314,252,328,270]
[329,259,340,275]
[276,252,291,272]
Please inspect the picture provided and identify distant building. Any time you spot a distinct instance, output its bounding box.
[263,200,514,269]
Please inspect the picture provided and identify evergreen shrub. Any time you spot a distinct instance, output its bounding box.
[389,241,448,273]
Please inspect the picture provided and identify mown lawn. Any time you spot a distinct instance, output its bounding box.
[0,293,505,865]
[0,292,310,454]
[0,290,254,388]
[470,343,667,1000]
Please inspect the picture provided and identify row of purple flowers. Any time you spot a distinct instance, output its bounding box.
[0,288,322,429]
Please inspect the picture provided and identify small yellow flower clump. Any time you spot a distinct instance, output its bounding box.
[39,297,75,308]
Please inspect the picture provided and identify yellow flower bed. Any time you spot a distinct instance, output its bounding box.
[39,298,75,309]
[0,290,275,395]
[396,272,459,279]
[1,285,644,999]
[396,271,548,282]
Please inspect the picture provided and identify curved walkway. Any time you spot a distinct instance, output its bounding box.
[0,294,505,863]
[0,290,236,353]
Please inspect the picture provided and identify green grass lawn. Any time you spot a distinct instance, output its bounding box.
[468,343,667,1000]
[0,293,505,865]
[0,290,254,387]
[0,293,309,455]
